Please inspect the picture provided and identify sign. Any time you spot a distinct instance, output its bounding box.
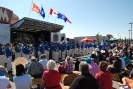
[0,23,10,44]
[0,7,13,24]
[51,32,60,43]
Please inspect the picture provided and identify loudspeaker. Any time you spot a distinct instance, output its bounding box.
[61,36,64,41]
[67,38,69,41]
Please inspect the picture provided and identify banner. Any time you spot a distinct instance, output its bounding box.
[51,32,60,43]
[0,23,10,44]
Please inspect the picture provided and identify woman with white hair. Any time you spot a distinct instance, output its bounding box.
[70,62,98,89]
[64,56,73,74]
[42,60,62,89]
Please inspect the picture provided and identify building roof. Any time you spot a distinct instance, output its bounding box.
[11,17,64,32]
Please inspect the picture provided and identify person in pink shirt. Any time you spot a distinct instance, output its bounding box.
[85,57,100,77]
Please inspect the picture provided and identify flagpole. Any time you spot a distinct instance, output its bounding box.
[54,18,57,23]
[47,7,51,22]
[28,0,33,17]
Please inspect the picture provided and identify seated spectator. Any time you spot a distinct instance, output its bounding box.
[0,65,8,77]
[42,60,62,89]
[74,57,80,71]
[107,54,122,73]
[39,54,48,71]
[27,56,44,78]
[123,52,130,66]
[0,66,12,89]
[95,61,112,89]
[58,61,65,74]
[85,57,100,77]
[91,54,99,65]
[70,62,98,89]
[13,64,31,89]
[64,56,73,74]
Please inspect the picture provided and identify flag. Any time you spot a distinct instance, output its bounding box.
[49,8,58,16]
[32,3,40,14]
[57,12,68,23]
[40,7,45,19]
[64,15,72,24]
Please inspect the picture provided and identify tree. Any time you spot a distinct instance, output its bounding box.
[95,33,100,42]
[124,37,127,42]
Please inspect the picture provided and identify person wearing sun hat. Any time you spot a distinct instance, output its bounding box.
[85,56,100,77]
[26,56,44,78]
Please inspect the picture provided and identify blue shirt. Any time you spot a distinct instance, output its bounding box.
[71,44,75,49]
[39,45,44,54]
[61,45,66,51]
[0,48,4,55]
[51,45,56,51]
[44,44,49,50]
[14,46,20,53]
[67,44,70,50]
[5,47,12,58]
[22,46,29,54]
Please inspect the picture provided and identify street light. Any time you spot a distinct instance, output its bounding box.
[129,22,133,41]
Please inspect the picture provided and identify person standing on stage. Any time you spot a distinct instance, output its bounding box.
[44,42,50,60]
[61,43,66,61]
[14,43,21,59]
[22,43,30,60]
[71,42,75,57]
[54,43,59,62]
[5,43,12,72]
[81,43,84,56]
[0,44,6,66]
[51,43,56,60]
[38,41,44,59]
[76,43,80,56]
[66,43,71,56]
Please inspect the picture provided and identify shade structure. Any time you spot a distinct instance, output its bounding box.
[80,37,95,43]
[109,37,118,41]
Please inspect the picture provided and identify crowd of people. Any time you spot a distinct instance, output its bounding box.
[0,41,133,89]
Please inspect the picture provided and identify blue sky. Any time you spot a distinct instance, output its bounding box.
[1,0,133,39]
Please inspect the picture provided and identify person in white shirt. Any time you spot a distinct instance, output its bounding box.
[0,66,12,89]
[39,54,48,70]
[13,64,31,89]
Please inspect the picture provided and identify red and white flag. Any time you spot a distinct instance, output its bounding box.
[49,8,58,16]
[32,3,40,14]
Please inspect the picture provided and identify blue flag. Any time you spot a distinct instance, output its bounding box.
[40,7,45,19]
[57,12,67,22]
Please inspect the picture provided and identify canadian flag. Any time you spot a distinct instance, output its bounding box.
[49,8,58,16]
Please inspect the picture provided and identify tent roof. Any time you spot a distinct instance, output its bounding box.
[11,17,64,32]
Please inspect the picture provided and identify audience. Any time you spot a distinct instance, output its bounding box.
[58,61,65,74]
[39,54,48,71]
[70,62,98,89]
[74,57,80,71]
[0,65,12,89]
[42,60,62,89]
[85,57,100,77]
[27,56,44,78]
[95,61,112,89]
[64,56,73,74]
[13,64,31,89]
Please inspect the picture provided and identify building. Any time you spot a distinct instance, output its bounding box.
[0,6,64,43]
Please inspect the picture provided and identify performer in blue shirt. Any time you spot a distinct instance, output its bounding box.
[61,43,66,60]
[44,42,50,60]
[66,43,71,56]
[38,42,44,59]
[71,42,75,57]
[5,43,12,72]
[14,43,21,59]
[51,43,56,59]
[0,44,5,66]
[76,43,80,56]
[22,43,30,60]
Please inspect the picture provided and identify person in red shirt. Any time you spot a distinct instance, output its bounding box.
[58,61,65,74]
[42,60,62,89]
[95,61,112,89]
